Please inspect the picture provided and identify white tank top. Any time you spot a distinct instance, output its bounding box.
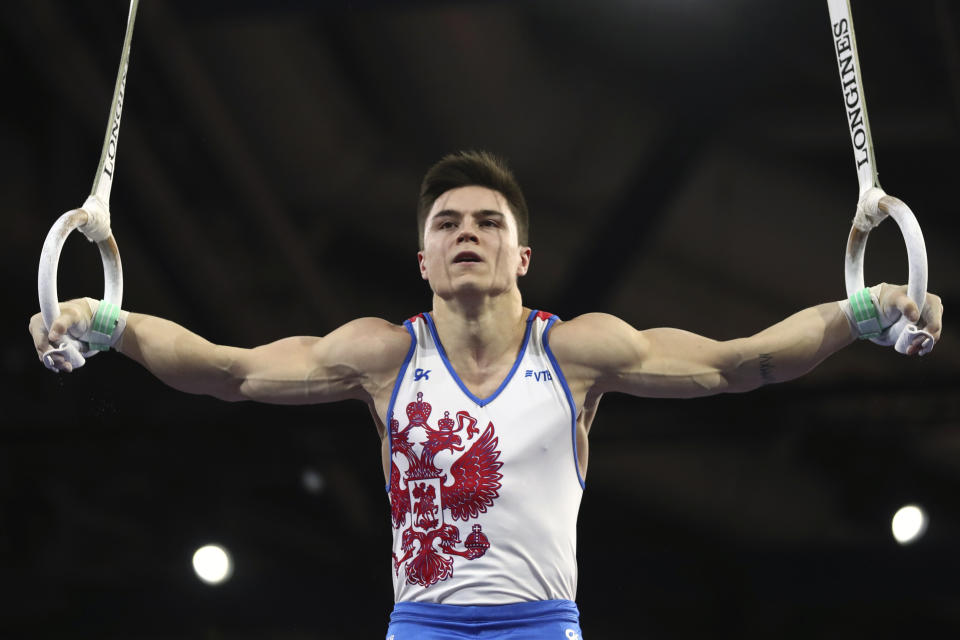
[386,310,584,605]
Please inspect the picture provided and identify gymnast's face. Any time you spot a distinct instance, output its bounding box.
[418,186,531,300]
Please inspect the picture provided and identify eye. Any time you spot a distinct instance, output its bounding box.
[437,220,456,230]
[480,219,499,227]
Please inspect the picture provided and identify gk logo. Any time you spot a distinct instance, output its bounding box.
[414,368,431,381]
[565,630,580,640]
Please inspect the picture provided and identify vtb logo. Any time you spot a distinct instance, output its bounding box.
[524,369,553,382]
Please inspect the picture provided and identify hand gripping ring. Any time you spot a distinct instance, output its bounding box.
[37,208,123,369]
[844,193,933,355]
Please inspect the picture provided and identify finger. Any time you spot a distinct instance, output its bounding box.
[29,313,52,354]
[53,354,70,372]
[920,294,943,341]
[904,334,922,355]
[44,351,67,371]
[908,336,925,356]
[51,352,77,372]
[918,335,935,356]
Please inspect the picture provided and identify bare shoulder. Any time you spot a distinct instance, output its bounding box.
[231,317,412,405]
[547,312,648,375]
[321,316,412,375]
[329,316,411,345]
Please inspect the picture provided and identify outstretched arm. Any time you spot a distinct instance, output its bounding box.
[29,299,410,404]
[550,284,943,399]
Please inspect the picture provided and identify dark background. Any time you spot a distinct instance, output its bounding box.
[3,0,959,637]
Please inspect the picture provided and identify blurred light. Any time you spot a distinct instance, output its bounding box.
[301,468,326,495]
[891,504,928,545]
[192,544,233,585]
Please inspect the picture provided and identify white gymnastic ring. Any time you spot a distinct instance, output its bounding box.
[38,208,123,334]
[844,194,928,353]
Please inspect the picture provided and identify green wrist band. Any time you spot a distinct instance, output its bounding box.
[849,287,883,339]
[89,300,122,351]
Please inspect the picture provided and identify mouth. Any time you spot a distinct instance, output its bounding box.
[452,251,483,264]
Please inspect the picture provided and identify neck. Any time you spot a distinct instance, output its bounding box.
[430,288,527,367]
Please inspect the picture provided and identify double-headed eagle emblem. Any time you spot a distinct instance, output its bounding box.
[389,392,503,588]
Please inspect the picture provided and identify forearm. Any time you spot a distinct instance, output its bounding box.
[563,284,940,400]
[116,313,246,400]
[723,301,856,391]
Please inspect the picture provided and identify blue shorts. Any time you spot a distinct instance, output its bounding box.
[386,599,584,640]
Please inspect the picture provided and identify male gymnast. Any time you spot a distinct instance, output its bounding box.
[30,151,944,639]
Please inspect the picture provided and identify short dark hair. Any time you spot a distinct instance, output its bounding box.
[417,150,529,249]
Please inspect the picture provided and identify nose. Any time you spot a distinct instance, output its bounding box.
[456,221,479,244]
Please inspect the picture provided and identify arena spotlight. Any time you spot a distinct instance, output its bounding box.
[192,543,234,585]
[891,504,928,545]
[301,468,326,495]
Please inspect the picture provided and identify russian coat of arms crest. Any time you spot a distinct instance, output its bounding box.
[389,392,503,588]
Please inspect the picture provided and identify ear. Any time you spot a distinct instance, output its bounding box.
[516,246,532,277]
[417,251,429,280]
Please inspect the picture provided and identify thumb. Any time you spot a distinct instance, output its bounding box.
[47,300,92,342]
[893,293,921,324]
[48,314,70,342]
